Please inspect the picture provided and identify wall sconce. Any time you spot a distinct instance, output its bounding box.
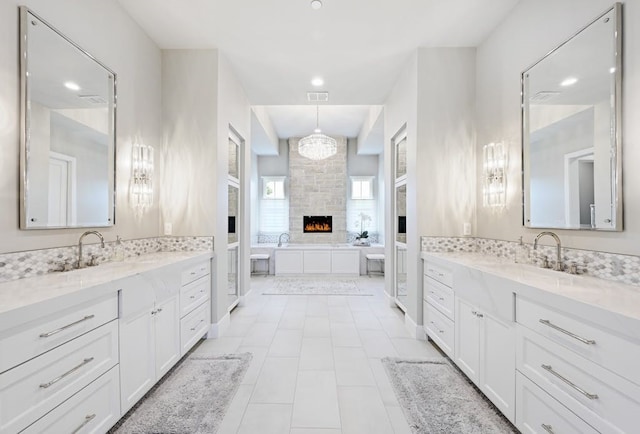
[482,142,507,207]
[130,141,154,213]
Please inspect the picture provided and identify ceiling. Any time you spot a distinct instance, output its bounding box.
[117,0,521,153]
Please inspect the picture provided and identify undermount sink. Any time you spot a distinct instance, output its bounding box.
[476,261,576,286]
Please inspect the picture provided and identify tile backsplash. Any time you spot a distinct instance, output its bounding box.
[421,236,640,286]
[0,236,213,284]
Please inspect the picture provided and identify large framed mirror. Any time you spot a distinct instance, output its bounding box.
[19,7,116,229]
[522,3,622,231]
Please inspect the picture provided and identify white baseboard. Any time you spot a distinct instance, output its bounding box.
[206,311,230,339]
[404,313,426,340]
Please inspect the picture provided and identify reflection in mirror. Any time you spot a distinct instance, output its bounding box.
[20,7,116,229]
[395,245,407,308]
[395,135,407,179]
[228,136,239,179]
[227,246,239,308]
[396,184,406,243]
[522,4,622,230]
[228,185,239,244]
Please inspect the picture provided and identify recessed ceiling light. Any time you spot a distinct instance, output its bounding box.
[64,81,80,91]
[310,0,323,10]
[560,77,578,87]
[311,77,324,87]
[609,67,616,74]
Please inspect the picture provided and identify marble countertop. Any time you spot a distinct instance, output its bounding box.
[421,251,640,328]
[252,243,384,249]
[0,251,213,330]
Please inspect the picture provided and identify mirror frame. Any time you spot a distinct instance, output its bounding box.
[19,6,117,229]
[521,3,622,231]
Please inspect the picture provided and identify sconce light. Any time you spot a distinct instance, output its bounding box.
[130,141,154,213]
[482,142,507,207]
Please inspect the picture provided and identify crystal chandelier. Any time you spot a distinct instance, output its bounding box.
[298,106,337,160]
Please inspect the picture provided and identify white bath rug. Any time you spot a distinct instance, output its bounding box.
[263,277,371,296]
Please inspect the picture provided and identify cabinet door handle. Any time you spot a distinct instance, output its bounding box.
[39,357,94,389]
[71,414,96,434]
[541,364,598,399]
[39,315,95,338]
[157,308,163,313]
[471,311,477,315]
[190,295,196,299]
[541,424,554,434]
[539,319,596,345]
[476,313,484,318]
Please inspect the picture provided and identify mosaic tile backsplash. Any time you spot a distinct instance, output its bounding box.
[421,236,640,286]
[0,236,213,284]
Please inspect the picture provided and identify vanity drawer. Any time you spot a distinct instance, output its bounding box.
[424,275,454,320]
[423,261,452,287]
[180,301,210,355]
[180,275,210,318]
[0,320,118,434]
[181,261,210,286]
[423,300,454,358]
[21,366,120,434]
[516,372,598,434]
[0,293,117,374]
[516,296,640,385]
[517,325,640,434]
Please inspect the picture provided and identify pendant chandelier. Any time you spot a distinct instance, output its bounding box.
[298,105,337,160]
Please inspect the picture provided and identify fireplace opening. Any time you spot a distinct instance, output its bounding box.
[303,216,332,233]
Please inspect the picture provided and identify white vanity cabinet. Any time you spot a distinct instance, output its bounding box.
[423,256,515,422]
[118,273,181,414]
[423,261,454,358]
[275,248,360,275]
[179,261,211,356]
[454,295,515,421]
[515,296,640,434]
[0,293,120,434]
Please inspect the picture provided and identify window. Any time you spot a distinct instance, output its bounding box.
[348,176,377,236]
[351,177,374,200]
[263,177,286,199]
[260,176,288,233]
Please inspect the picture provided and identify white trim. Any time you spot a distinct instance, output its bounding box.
[49,151,77,226]
[206,311,231,339]
[404,313,425,340]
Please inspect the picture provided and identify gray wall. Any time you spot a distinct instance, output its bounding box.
[0,0,162,252]
[475,0,640,255]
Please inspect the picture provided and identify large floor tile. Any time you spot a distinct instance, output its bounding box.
[237,345,269,385]
[328,306,354,323]
[192,336,243,356]
[337,386,394,434]
[352,311,383,330]
[241,321,278,347]
[299,337,334,370]
[303,316,331,337]
[385,405,413,434]
[359,330,399,358]
[368,358,399,406]
[250,357,299,403]
[268,329,304,357]
[290,429,341,434]
[279,310,307,329]
[391,337,443,358]
[237,403,292,434]
[291,370,340,429]
[330,323,362,347]
[216,384,253,434]
[333,347,376,386]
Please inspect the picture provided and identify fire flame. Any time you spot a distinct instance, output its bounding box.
[304,222,331,232]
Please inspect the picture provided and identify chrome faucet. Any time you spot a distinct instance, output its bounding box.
[277,232,289,247]
[77,231,105,268]
[533,231,563,271]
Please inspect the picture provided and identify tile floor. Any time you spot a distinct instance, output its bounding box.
[193,276,444,434]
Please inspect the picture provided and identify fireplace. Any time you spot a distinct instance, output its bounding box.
[303,216,332,233]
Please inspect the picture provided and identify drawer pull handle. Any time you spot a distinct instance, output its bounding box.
[39,357,94,389]
[190,295,196,299]
[71,414,96,434]
[190,319,205,331]
[541,364,598,400]
[39,315,95,338]
[476,313,484,318]
[539,319,596,345]
[191,271,196,275]
[438,297,445,301]
[541,424,554,434]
